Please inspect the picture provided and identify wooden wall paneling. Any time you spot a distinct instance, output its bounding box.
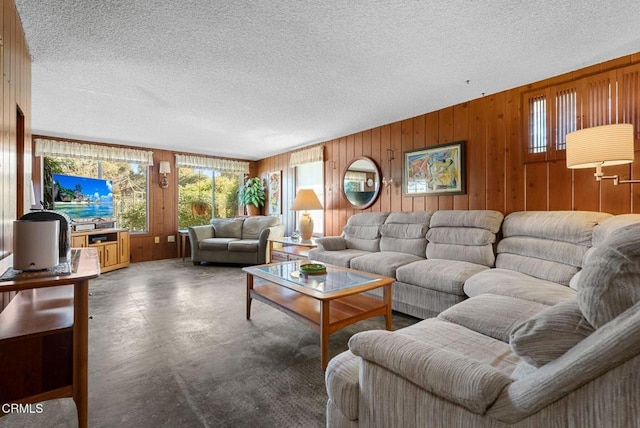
[547,161,573,210]
[601,164,632,214]
[345,134,356,220]
[485,93,506,213]
[412,115,426,212]
[400,119,414,212]
[370,127,382,213]
[452,104,469,210]
[633,154,640,213]
[573,168,601,212]
[354,132,363,159]
[379,125,392,213]
[331,139,341,235]
[338,137,348,234]
[437,107,454,210]
[323,142,333,234]
[467,99,487,210]
[388,122,402,212]
[524,162,548,211]
[361,129,373,213]
[424,112,440,213]
[505,88,525,214]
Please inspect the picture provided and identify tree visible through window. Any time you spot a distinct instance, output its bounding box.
[178,168,239,229]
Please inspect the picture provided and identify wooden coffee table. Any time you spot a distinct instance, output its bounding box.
[243,260,393,369]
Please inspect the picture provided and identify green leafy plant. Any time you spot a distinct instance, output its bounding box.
[238,177,265,209]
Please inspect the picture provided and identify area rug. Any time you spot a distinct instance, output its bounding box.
[0,259,418,428]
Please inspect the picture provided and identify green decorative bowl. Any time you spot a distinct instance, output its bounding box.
[299,263,327,275]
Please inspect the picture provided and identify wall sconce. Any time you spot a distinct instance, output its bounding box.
[159,161,171,189]
[382,149,395,190]
[566,123,639,184]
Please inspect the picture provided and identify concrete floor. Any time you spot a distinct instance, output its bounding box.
[0,259,418,428]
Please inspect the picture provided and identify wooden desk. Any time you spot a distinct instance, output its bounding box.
[0,248,100,428]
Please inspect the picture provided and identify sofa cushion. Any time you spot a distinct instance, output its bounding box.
[495,211,612,286]
[426,210,503,267]
[228,239,260,253]
[211,218,244,239]
[242,216,280,240]
[199,237,239,251]
[509,299,594,367]
[577,223,640,329]
[350,251,423,278]
[396,259,489,296]
[464,268,576,306]
[342,212,389,252]
[379,223,429,257]
[309,249,372,268]
[439,294,548,343]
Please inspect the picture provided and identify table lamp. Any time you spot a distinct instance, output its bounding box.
[290,189,323,240]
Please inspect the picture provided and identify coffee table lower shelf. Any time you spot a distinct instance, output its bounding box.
[246,279,392,369]
[250,284,388,333]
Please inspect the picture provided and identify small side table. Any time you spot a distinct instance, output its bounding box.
[178,229,190,261]
[268,236,318,262]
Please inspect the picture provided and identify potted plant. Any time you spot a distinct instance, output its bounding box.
[239,176,265,216]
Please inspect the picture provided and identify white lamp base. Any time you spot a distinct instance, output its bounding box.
[299,212,314,240]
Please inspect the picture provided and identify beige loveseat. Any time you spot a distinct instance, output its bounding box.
[189,216,283,265]
[325,212,640,427]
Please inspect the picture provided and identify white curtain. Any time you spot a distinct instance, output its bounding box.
[344,171,367,181]
[174,154,249,174]
[35,138,154,165]
[290,145,324,167]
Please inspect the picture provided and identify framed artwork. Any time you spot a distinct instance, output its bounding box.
[267,170,282,214]
[403,141,466,196]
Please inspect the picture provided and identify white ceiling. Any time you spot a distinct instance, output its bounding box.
[14,1,640,161]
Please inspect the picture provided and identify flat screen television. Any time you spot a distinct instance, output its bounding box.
[53,173,114,220]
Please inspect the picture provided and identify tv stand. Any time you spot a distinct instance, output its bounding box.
[71,228,130,273]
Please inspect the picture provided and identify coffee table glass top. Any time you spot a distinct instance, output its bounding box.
[247,260,379,293]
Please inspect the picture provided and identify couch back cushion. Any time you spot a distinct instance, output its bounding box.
[577,223,640,328]
[379,211,431,257]
[496,211,612,286]
[426,210,504,267]
[242,216,280,239]
[343,212,390,252]
[211,218,244,239]
[569,214,640,290]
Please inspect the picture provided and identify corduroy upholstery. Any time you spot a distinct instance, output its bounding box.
[326,216,640,428]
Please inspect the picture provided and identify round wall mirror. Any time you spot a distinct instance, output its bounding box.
[342,157,381,209]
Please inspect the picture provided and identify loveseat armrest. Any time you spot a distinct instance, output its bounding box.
[315,236,347,251]
[189,225,214,263]
[349,330,512,414]
[257,225,285,264]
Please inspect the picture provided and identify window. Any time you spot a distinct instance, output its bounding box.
[524,84,579,162]
[44,156,149,232]
[295,161,324,235]
[177,168,240,229]
[528,94,547,155]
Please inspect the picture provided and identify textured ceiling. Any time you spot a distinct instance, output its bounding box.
[14,0,640,161]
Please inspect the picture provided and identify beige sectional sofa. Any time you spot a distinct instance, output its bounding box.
[320,210,640,427]
[189,216,283,265]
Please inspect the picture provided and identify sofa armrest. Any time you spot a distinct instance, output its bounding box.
[315,236,347,251]
[188,225,214,262]
[349,330,512,414]
[257,225,285,264]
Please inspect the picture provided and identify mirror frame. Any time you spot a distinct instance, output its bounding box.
[342,157,382,209]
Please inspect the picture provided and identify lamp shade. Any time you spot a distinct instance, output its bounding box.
[290,189,323,211]
[566,124,634,169]
[159,161,171,174]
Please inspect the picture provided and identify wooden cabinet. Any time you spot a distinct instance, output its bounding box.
[71,228,130,273]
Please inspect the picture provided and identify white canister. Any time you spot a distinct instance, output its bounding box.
[13,220,60,271]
